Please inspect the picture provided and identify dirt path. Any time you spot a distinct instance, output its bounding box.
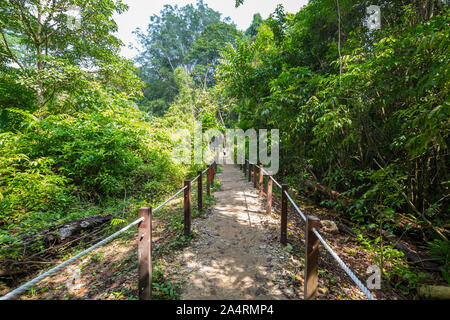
[6,163,403,300]
[166,164,303,300]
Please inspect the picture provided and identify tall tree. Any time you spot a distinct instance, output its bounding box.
[134,0,239,115]
[188,22,241,89]
[0,0,139,110]
[245,13,263,39]
[217,0,449,245]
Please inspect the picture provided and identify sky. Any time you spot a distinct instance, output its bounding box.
[113,0,308,60]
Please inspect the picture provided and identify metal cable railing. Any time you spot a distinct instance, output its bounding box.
[313,228,376,300]
[1,162,216,301]
[247,161,282,189]
[242,157,376,301]
[153,186,187,213]
[270,176,282,189]
[191,165,212,184]
[284,190,307,222]
[0,218,144,300]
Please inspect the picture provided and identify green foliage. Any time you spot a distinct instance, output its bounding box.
[245,13,263,39]
[0,0,447,299]
[0,77,190,262]
[188,23,242,88]
[0,1,225,298]
[0,0,141,108]
[0,70,36,111]
[235,0,244,8]
[134,0,241,114]
[216,1,449,236]
[425,239,450,284]
[216,0,449,295]
[152,268,180,300]
[357,231,429,295]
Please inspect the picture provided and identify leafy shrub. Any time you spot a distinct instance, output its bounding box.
[0,89,188,261]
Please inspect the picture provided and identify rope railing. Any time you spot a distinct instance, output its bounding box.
[270,176,282,189]
[313,228,376,300]
[1,161,217,301]
[239,157,376,301]
[3,158,374,300]
[191,163,214,184]
[191,174,201,184]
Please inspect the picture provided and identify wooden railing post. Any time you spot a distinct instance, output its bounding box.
[197,170,203,212]
[248,163,252,182]
[243,159,247,176]
[253,165,257,188]
[266,175,273,214]
[259,165,264,197]
[138,206,152,300]
[305,215,321,300]
[281,184,288,245]
[206,165,211,197]
[184,180,191,236]
[210,162,215,184]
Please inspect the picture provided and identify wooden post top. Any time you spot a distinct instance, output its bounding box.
[307,215,321,228]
